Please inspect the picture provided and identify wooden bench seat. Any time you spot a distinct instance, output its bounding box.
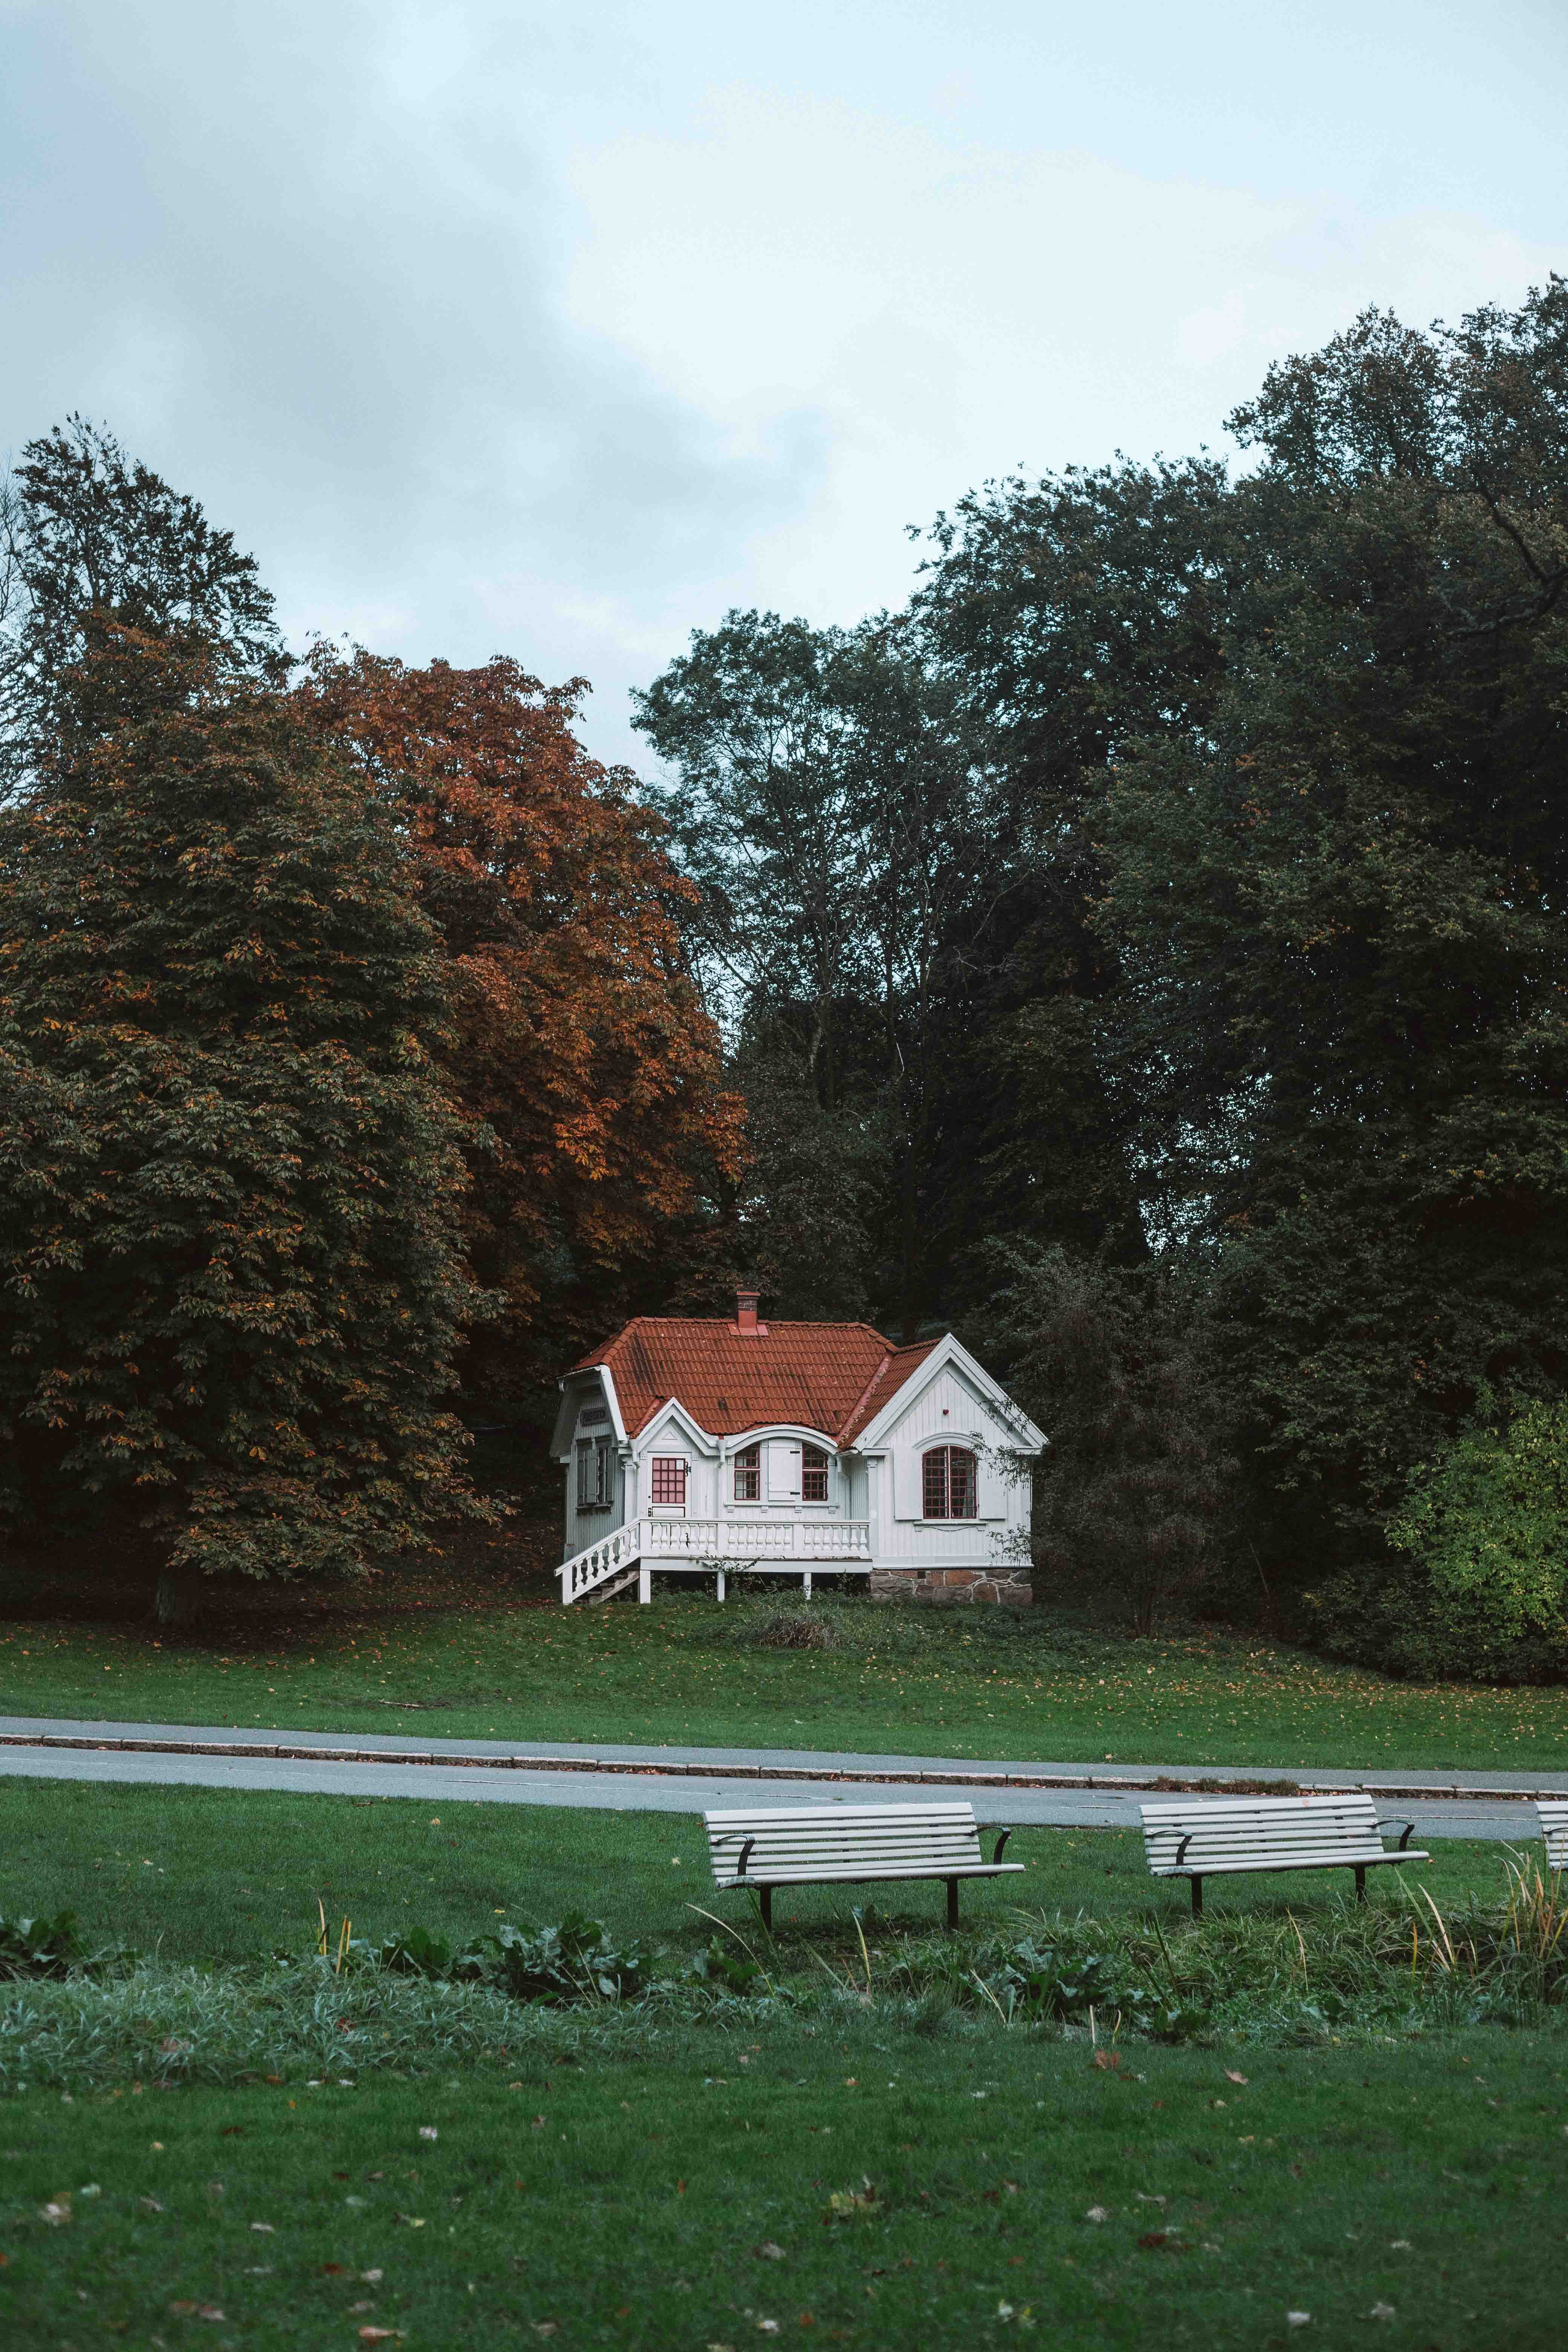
[1141,1792,1430,1916]
[1539,1798,1568,1871]
[704,1801,1024,1930]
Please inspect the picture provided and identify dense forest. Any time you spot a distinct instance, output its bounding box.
[2,282,1566,1675]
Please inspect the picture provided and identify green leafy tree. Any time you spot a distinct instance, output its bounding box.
[0,417,283,793]
[1386,1389,1568,1643]
[0,623,484,1614]
[976,1245,1231,1636]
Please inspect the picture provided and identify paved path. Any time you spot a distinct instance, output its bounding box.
[0,1715,1559,1841]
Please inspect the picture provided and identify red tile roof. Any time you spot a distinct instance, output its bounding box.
[569,1318,943,1443]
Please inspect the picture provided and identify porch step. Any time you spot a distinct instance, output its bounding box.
[585,1566,641,1606]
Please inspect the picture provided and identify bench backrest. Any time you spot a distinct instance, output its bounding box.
[705,1802,982,1886]
[1142,1791,1389,1877]
[1540,1798,1568,1872]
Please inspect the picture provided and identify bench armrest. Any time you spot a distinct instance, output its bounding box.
[734,1837,756,1880]
[992,1829,1013,1865]
[1377,1817,1416,1851]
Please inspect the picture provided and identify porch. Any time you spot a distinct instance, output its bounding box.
[557,1514,873,1606]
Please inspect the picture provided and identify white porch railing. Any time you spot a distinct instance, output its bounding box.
[645,1517,872,1564]
[556,1515,873,1605]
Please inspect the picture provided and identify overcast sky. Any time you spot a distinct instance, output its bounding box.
[4,1,1565,769]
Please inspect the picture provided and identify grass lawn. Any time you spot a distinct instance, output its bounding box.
[2,1549,1566,1772]
[4,2023,1566,2349]
[0,1781,1530,1968]
[3,1782,1565,2347]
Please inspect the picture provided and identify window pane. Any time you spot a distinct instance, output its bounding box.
[922,1449,948,1519]
[576,1439,591,1509]
[802,1444,828,1502]
[949,1447,977,1519]
[733,1442,760,1502]
[651,1456,686,1507]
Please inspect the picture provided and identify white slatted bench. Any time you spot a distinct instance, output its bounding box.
[1540,1798,1568,1871]
[704,1801,1024,1931]
[1142,1792,1429,1917]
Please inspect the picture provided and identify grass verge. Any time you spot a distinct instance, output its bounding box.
[0,1781,1532,1970]
[3,1570,1566,1770]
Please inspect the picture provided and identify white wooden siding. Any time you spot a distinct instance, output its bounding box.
[871,1364,1028,1566]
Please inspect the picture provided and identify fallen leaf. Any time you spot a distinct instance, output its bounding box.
[418,2126,438,2142]
[1369,2305,1396,2323]
[1286,2315,1312,2329]
[1084,2206,1109,2224]
[1091,2050,1122,2072]
[394,2213,426,2228]
[78,2184,101,2199]
[139,2196,164,2215]
[197,2310,225,2325]
[320,2262,346,2275]
[532,2327,558,2340]
[39,2197,72,2227]
[250,2221,275,2234]
[756,2242,785,2260]
[1389,2240,1412,2251]
[358,2331,402,2344]
[361,2269,384,2284]
[1224,2070,1248,2086]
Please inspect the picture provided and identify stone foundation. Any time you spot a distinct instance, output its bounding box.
[869,1565,1033,1607]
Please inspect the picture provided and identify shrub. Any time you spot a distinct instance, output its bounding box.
[1386,1390,1568,1644]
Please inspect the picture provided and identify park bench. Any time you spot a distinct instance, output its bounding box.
[704,1800,1024,1930]
[1539,1798,1568,1871]
[1141,1791,1429,1916]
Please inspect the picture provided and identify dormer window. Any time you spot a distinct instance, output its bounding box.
[733,1443,760,1502]
[801,1444,829,1502]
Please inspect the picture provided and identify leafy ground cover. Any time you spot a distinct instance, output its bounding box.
[3,1551,1566,1770]
[2,2016,1565,2349]
[0,1782,1526,1969]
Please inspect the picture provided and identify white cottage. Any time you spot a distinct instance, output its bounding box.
[551,1291,1044,1606]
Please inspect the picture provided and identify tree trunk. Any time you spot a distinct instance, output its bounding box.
[153,1570,205,1627]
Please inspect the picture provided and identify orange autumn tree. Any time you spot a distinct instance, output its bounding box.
[301,648,744,1392]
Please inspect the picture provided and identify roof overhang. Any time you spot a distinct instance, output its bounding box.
[844,1332,1046,1456]
[550,1363,628,1459]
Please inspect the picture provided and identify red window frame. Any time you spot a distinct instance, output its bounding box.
[733,1443,760,1502]
[922,1445,977,1521]
[649,1456,687,1509]
[801,1444,829,1503]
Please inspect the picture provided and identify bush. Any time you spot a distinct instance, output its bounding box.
[1385,1390,1568,1645]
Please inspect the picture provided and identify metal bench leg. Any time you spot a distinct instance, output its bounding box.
[946,1878,959,1931]
[759,1884,772,1932]
[1354,1866,1366,1905]
[1190,1876,1203,1920]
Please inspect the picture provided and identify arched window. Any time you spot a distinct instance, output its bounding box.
[922,1445,976,1521]
[733,1442,760,1502]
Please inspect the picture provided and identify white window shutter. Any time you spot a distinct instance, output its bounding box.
[892,1445,920,1520]
[975,1444,1004,1521]
[767,1440,801,1501]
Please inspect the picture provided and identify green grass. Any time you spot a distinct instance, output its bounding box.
[0,1781,1526,1969]
[3,2024,1566,2349]
[2,1562,1566,1770]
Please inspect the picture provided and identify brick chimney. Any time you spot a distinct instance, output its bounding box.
[735,1288,761,1335]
